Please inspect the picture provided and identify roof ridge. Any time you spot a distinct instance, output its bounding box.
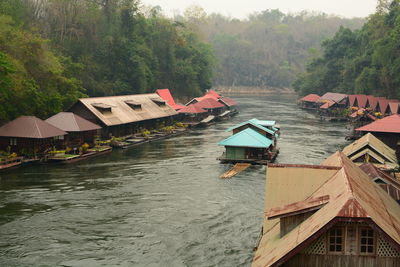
[34,118,42,138]
[70,113,79,130]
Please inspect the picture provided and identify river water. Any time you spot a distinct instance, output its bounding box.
[0,95,351,267]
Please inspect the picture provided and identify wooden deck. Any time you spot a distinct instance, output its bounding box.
[49,147,112,164]
[0,157,23,171]
[220,163,251,178]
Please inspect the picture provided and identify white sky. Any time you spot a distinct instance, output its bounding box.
[141,0,378,19]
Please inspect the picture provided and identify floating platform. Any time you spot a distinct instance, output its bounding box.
[217,149,279,165]
[220,163,251,178]
[48,146,112,164]
[0,157,23,172]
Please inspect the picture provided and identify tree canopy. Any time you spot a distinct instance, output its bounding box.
[179,8,365,88]
[0,0,214,123]
[294,0,400,99]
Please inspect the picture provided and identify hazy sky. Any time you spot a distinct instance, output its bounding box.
[141,0,378,19]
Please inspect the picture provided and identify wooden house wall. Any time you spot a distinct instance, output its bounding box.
[282,222,400,267]
[226,147,245,160]
[283,254,400,267]
[0,137,64,155]
[69,102,101,126]
[280,211,315,237]
[300,101,319,109]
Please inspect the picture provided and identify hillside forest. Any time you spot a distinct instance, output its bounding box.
[294,0,400,99]
[0,0,379,124]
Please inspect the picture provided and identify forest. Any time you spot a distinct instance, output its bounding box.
[294,0,400,99]
[183,8,365,88]
[0,0,214,124]
[0,0,386,124]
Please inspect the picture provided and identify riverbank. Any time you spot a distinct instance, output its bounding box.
[215,86,296,96]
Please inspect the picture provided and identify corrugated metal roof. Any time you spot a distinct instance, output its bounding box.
[71,94,178,127]
[225,120,275,135]
[342,133,398,165]
[349,108,366,118]
[178,104,207,114]
[193,98,225,109]
[360,163,400,203]
[0,116,67,138]
[253,153,400,267]
[299,94,320,103]
[348,94,357,107]
[319,92,348,103]
[46,112,101,132]
[219,97,237,107]
[377,99,398,114]
[206,89,221,99]
[319,100,335,109]
[389,102,400,114]
[266,195,330,219]
[218,128,272,148]
[155,89,185,110]
[349,94,368,108]
[356,114,400,133]
[366,95,380,110]
[249,119,277,127]
[356,95,368,108]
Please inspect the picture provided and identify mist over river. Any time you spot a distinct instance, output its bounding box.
[0,95,351,266]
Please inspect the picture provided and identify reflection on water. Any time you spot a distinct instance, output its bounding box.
[0,95,350,266]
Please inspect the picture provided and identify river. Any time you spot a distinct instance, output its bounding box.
[0,95,351,267]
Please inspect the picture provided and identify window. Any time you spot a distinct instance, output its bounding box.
[125,100,142,110]
[360,228,375,255]
[10,138,17,146]
[328,227,344,253]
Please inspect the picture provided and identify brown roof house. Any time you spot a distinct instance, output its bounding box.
[46,112,101,148]
[341,133,399,171]
[0,116,67,157]
[252,152,400,267]
[68,94,178,137]
[359,163,400,204]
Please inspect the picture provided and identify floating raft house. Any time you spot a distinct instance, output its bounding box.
[252,152,400,267]
[218,128,276,164]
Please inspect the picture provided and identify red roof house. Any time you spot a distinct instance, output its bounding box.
[319,100,336,109]
[155,89,185,110]
[356,114,400,148]
[389,102,400,115]
[299,94,321,103]
[349,94,368,108]
[218,97,237,107]
[376,99,399,115]
[194,98,225,109]
[356,114,400,133]
[366,96,383,110]
[318,92,348,104]
[178,104,207,114]
[205,90,221,99]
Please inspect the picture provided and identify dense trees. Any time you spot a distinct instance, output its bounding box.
[294,0,400,99]
[183,9,365,88]
[0,0,214,123]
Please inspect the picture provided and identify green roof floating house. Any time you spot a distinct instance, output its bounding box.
[225,119,279,140]
[218,128,278,164]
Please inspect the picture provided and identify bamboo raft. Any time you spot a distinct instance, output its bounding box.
[220,163,251,179]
